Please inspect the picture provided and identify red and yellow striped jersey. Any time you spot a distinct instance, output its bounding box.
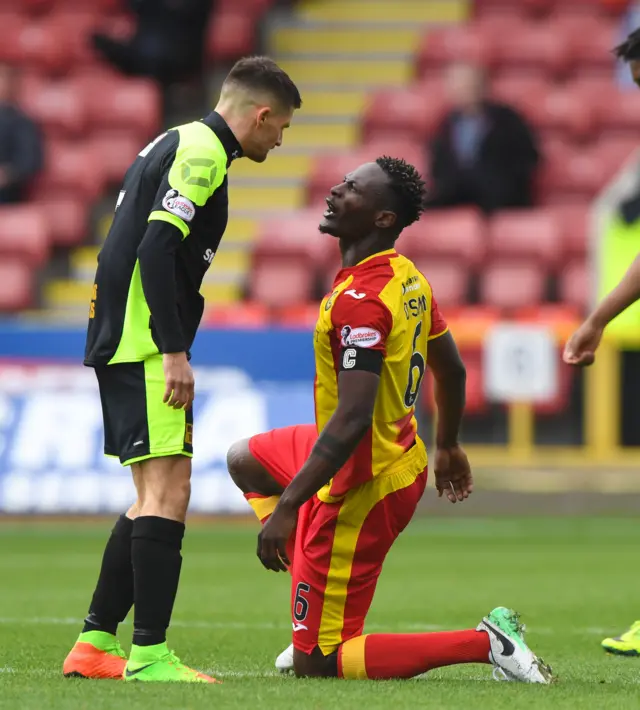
[314,249,448,501]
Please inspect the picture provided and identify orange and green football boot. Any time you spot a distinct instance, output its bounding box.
[63,630,127,679]
[123,642,219,683]
[602,621,640,656]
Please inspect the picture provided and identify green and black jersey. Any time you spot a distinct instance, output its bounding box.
[84,111,242,367]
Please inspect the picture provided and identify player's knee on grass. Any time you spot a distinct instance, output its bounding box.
[137,454,192,522]
[293,646,338,678]
[226,439,284,496]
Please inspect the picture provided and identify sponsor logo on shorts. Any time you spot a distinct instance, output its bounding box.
[162,189,195,222]
[340,325,381,348]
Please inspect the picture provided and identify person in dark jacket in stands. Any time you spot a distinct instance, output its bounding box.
[425,62,540,214]
[92,0,213,85]
[0,64,43,205]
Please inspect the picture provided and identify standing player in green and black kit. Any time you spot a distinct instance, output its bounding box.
[62,57,302,684]
[564,28,640,658]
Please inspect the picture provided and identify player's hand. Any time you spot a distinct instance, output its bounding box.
[434,445,473,504]
[257,500,297,573]
[563,318,603,367]
[162,352,195,410]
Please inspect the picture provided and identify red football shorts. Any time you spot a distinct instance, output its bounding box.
[248,424,428,656]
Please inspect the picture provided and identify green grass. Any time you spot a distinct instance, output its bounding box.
[0,517,638,709]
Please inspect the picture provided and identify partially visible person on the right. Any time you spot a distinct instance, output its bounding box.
[564,25,640,658]
[0,62,43,205]
[424,62,540,214]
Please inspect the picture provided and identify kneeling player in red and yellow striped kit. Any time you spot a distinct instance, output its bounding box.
[227,157,553,684]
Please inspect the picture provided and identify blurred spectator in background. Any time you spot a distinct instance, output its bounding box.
[92,0,213,85]
[0,63,43,205]
[424,63,540,214]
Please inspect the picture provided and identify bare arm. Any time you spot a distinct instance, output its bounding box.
[428,331,466,447]
[427,331,472,503]
[280,368,379,509]
[586,253,640,329]
[564,253,640,366]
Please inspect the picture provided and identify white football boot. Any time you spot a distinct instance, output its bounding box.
[275,643,294,674]
[477,607,553,684]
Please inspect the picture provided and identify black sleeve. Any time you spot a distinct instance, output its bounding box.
[137,219,186,354]
[7,112,43,183]
[339,346,384,375]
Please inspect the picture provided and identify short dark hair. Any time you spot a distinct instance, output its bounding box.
[376,156,426,231]
[614,27,640,62]
[223,56,302,110]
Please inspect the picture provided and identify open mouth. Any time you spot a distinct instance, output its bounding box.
[323,197,337,219]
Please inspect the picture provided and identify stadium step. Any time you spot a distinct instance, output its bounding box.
[276,58,412,88]
[230,154,311,180]
[229,184,305,212]
[272,28,421,56]
[295,0,468,24]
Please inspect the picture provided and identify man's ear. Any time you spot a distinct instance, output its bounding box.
[374,210,397,230]
[255,106,271,126]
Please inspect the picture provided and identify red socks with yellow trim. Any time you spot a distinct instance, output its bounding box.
[338,630,491,680]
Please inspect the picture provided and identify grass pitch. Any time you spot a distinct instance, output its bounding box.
[0,517,638,709]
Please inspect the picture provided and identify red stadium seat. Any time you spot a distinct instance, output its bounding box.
[495,22,570,78]
[594,88,640,137]
[203,301,270,328]
[254,211,322,263]
[249,261,314,308]
[361,87,444,143]
[490,73,548,108]
[0,205,49,266]
[537,145,609,203]
[275,303,322,329]
[89,131,140,185]
[564,19,617,71]
[488,210,562,267]
[37,140,106,201]
[0,20,70,72]
[0,258,35,312]
[18,76,85,137]
[34,194,88,247]
[417,26,496,76]
[206,10,255,61]
[559,260,590,313]
[480,260,546,310]
[402,208,487,267]
[546,202,590,259]
[410,258,469,309]
[76,76,161,141]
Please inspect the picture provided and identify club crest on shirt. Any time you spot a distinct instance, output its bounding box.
[340,325,381,348]
[162,188,195,222]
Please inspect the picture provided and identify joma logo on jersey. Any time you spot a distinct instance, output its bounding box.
[203,248,215,264]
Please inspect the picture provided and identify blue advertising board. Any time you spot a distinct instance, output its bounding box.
[0,325,316,513]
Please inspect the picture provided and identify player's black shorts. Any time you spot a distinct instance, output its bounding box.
[94,354,193,466]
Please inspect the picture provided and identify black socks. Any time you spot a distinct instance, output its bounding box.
[131,515,185,647]
[83,514,134,635]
